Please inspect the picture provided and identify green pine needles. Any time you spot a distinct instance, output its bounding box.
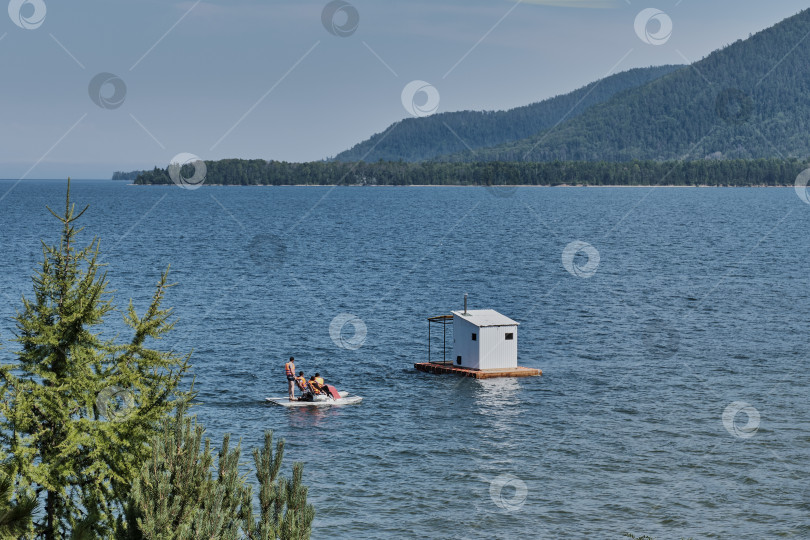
[0,462,37,539]
[0,180,314,539]
[117,407,314,540]
[0,179,192,538]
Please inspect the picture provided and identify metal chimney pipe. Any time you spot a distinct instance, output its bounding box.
[464,293,468,315]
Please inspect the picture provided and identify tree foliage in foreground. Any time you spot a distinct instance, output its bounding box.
[0,179,315,539]
[0,179,191,539]
[117,407,314,540]
[134,158,810,188]
[0,462,37,539]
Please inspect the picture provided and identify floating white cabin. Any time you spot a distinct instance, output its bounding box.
[451,309,518,370]
[417,296,540,378]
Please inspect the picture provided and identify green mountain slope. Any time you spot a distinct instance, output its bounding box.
[451,8,810,162]
[332,65,683,162]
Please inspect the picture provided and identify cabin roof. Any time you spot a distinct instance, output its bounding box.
[451,309,519,327]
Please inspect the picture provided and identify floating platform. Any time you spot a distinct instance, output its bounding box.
[414,362,541,379]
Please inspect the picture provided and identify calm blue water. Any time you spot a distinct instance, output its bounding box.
[1,180,809,539]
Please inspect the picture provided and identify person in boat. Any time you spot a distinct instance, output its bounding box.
[285,357,296,401]
[314,373,326,391]
[294,375,321,402]
[308,375,323,395]
[310,373,339,400]
[294,371,311,401]
[295,371,309,393]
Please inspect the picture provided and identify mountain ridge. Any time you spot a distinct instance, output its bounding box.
[337,8,810,164]
[440,8,810,162]
[332,65,684,162]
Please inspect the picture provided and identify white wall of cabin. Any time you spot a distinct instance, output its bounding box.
[479,325,518,369]
[452,316,480,369]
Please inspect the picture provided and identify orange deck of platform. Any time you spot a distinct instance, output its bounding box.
[414,362,541,379]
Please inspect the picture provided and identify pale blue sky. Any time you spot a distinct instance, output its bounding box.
[1,0,808,178]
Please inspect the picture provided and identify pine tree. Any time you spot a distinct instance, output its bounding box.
[121,408,315,540]
[241,432,315,540]
[118,406,243,540]
[0,462,37,539]
[246,433,314,540]
[277,463,315,540]
[241,432,285,540]
[0,179,191,539]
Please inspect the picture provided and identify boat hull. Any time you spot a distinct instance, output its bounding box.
[265,391,362,407]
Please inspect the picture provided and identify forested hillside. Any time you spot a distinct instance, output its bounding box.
[333,65,683,162]
[132,10,810,186]
[449,8,810,162]
[112,170,146,180]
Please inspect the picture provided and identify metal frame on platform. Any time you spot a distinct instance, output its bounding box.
[427,314,453,365]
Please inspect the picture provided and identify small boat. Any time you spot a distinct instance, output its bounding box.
[265,390,363,408]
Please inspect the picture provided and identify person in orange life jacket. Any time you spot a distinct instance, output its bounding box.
[308,375,324,395]
[308,373,327,396]
[294,371,315,402]
[285,357,296,401]
[295,371,309,393]
[295,371,316,401]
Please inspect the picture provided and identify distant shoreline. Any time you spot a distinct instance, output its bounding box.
[128,183,798,188]
[130,158,810,188]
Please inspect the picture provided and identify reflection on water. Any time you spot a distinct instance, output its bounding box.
[286,404,345,429]
[472,378,524,434]
[473,378,521,409]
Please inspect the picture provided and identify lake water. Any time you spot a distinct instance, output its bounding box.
[1,180,809,539]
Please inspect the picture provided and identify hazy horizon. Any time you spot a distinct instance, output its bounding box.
[1,0,808,179]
